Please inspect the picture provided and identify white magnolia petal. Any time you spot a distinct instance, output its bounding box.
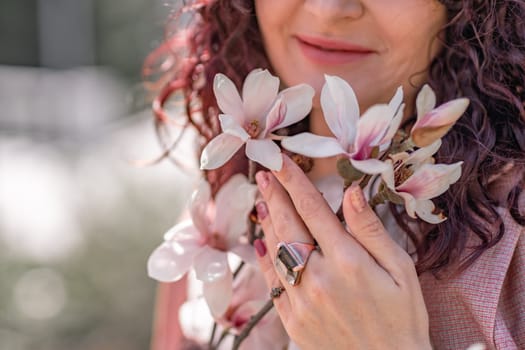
[214,174,257,242]
[380,161,396,190]
[406,139,442,166]
[163,220,203,244]
[200,133,245,170]
[147,241,201,282]
[415,199,447,224]
[388,86,404,112]
[213,73,244,124]
[398,192,418,218]
[242,69,280,123]
[219,114,250,141]
[273,84,315,130]
[354,105,394,157]
[245,139,283,171]
[202,269,233,317]
[314,175,344,213]
[281,133,346,158]
[179,298,214,343]
[381,103,405,146]
[189,180,212,235]
[415,84,436,120]
[230,243,257,266]
[397,162,463,200]
[321,75,359,146]
[350,158,390,175]
[194,247,230,283]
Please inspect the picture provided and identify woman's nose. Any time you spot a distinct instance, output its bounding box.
[304,0,364,21]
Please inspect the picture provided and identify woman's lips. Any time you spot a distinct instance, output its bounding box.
[295,34,374,65]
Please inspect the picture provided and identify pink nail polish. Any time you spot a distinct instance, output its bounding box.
[256,201,268,221]
[254,239,267,257]
[255,171,270,190]
[348,185,366,213]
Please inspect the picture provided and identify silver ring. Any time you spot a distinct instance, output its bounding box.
[275,241,317,286]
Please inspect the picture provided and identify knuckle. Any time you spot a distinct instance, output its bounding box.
[272,211,293,237]
[357,217,384,238]
[308,276,327,299]
[297,191,323,219]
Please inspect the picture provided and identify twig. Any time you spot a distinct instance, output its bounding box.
[232,299,275,350]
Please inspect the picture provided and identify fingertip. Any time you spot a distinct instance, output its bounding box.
[344,184,367,214]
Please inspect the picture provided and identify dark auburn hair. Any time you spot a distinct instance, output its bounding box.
[144,0,525,274]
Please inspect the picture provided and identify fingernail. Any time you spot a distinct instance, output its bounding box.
[254,239,267,257]
[255,171,270,190]
[256,201,268,221]
[348,185,366,213]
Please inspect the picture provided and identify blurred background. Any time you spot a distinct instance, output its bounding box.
[0,1,194,349]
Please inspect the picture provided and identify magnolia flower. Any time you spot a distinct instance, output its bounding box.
[217,265,289,350]
[410,84,469,147]
[147,174,258,316]
[200,69,315,171]
[282,75,403,175]
[381,140,463,224]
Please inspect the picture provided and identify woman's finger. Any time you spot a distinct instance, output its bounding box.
[256,170,315,246]
[253,237,293,325]
[272,155,355,254]
[343,184,415,282]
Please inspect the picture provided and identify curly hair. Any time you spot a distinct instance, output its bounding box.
[144,0,525,274]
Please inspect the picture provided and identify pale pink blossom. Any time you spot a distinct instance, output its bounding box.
[147,174,257,316]
[200,69,315,171]
[217,265,288,350]
[282,75,403,175]
[410,84,469,147]
[381,140,463,224]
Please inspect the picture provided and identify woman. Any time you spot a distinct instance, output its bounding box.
[146,0,525,349]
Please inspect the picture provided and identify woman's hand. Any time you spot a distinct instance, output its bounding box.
[254,155,432,350]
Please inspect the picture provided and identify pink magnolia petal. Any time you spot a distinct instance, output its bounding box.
[214,73,244,124]
[189,181,212,235]
[411,98,470,148]
[194,247,230,283]
[415,199,446,224]
[415,98,469,129]
[314,175,344,213]
[147,240,202,282]
[321,75,359,147]
[397,162,463,200]
[245,139,283,171]
[261,97,286,137]
[272,83,315,130]
[242,69,279,123]
[281,132,346,158]
[219,114,250,141]
[214,174,257,242]
[200,133,245,170]
[354,105,394,159]
[350,158,390,175]
[415,84,436,120]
